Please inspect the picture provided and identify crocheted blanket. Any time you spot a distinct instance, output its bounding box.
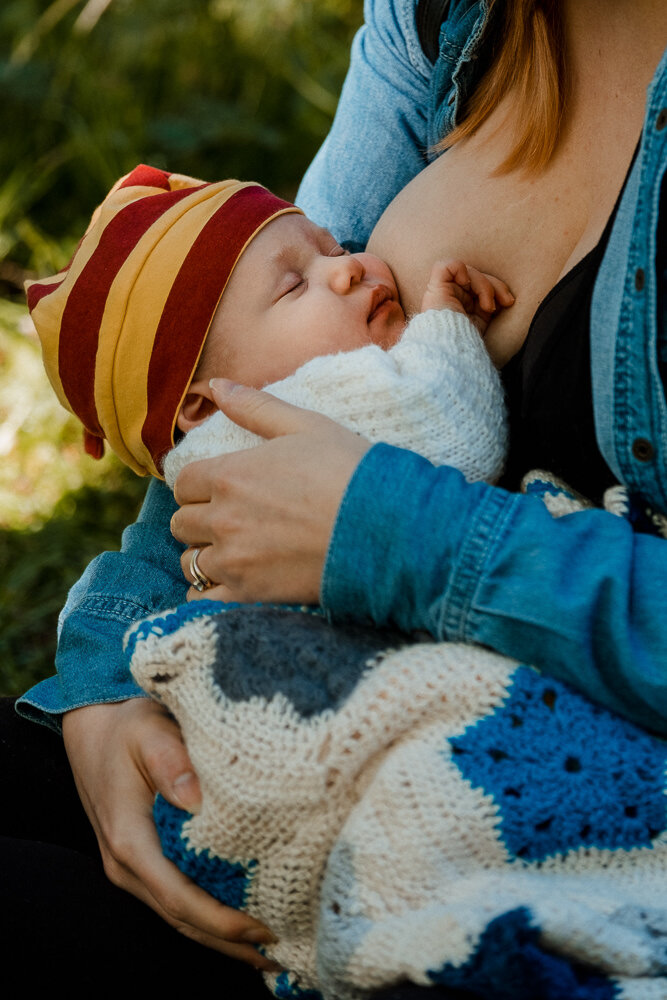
[127,597,667,1000]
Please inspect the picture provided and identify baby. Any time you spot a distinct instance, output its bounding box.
[28,166,667,1000]
[27,163,512,490]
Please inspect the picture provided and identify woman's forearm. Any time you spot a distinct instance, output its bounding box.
[322,443,667,736]
[16,478,188,729]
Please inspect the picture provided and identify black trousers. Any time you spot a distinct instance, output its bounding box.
[0,697,471,998]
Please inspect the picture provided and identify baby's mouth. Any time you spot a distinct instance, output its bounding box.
[367,285,392,322]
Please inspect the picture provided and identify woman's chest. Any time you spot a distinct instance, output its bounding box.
[370,119,639,366]
[367,40,657,366]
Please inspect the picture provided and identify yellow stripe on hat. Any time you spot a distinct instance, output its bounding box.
[95,180,256,476]
[29,164,302,478]
[28,177,180,414]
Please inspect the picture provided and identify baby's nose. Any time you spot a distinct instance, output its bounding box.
[327,254,365,293]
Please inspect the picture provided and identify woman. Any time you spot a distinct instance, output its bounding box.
[8,0,667,991]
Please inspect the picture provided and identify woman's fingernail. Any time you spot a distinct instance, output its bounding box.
[241,926,278,945]
[172,771,200,811]
[209,377,240,394]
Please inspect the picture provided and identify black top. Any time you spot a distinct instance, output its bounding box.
[500,152,640,504]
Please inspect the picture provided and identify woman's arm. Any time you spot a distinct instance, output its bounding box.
[172,382,667,739]
[18,476,276,961]
[17,477,187,727]
[324,443,667,735]
[296,0,433,244]
[59,698,277,964]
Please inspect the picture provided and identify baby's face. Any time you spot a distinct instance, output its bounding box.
[199,213,406,387]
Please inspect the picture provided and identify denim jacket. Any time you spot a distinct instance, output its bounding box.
[19,0,667,735]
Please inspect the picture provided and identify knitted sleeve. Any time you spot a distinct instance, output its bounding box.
[163,309,507,489]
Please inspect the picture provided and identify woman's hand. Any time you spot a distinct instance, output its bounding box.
[171,379,371,604]
[62,698,277,965]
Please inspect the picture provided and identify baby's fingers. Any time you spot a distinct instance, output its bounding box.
[428,259,470,289]
[466,267,501,313]
[486,273,515,308]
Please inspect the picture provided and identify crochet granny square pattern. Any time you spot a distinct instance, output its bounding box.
[127,601,667,1000]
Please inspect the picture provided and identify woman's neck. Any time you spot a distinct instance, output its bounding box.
[564,0,666,107]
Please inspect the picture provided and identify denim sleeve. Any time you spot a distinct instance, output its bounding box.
[296,0,433,247]
[322,444,667,737]
[17,478,188,731]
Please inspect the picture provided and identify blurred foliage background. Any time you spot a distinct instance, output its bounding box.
[0,0,362,696]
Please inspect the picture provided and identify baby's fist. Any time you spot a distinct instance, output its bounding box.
[420,260,514,335]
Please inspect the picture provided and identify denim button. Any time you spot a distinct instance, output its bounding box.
[632,437,655,462]
[635,268,645,291]
[657,108,667,131]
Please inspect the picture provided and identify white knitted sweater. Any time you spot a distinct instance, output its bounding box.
[163,309,507,488]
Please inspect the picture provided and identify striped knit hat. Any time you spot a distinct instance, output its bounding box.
[26,164,302,477]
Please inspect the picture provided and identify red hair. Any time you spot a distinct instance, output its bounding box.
[436,0,567,174]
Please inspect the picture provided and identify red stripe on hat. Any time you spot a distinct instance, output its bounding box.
[142,186,294,467]
[58,185,203,437]
[118,164,172,191]
[26,276,67,311]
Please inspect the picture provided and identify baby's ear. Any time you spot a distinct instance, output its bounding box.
[176,379,218,433]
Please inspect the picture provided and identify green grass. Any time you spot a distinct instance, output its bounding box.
[0,297,138,528]
[0,300,147,695]
[0,0,362,696]
[0,0,362,293]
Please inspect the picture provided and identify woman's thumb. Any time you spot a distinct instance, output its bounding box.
[209,378,325,440]
[148,737,202,814]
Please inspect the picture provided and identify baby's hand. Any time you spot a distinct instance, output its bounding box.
[420,259,514,335]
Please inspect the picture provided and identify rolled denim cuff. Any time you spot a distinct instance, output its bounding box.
[16,676,147,734]
[17,477,186,732]
[16,594,154,731]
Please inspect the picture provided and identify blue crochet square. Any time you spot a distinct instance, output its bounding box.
[154,793,257,910]
[428,908,617,1000]
[449,666,667,861]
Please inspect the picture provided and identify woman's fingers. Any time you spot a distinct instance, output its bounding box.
[169,382,371,603]
[171,415,370,603]
[106,812,278,966]
[210,378,332,439]
[133,700,202,813]
[62,699,276,962]
[186,581,236,602]
[173,382,332,510]
[180,544,233,602]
